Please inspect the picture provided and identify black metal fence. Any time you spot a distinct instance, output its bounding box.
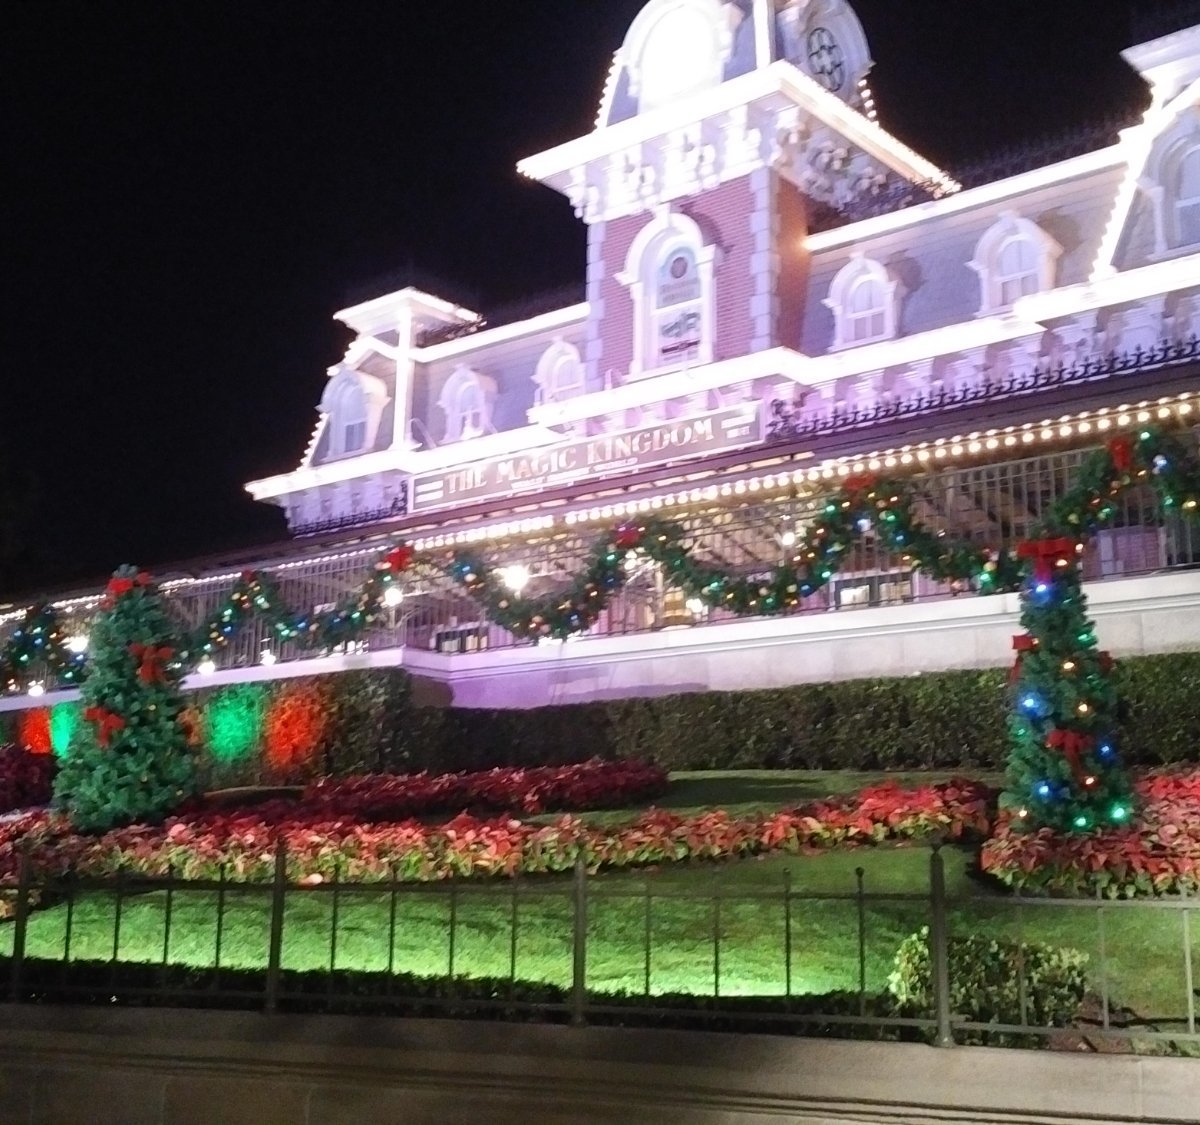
[3,847,1197,1050]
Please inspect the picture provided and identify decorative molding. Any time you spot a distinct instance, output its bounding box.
[766,335,1200,444]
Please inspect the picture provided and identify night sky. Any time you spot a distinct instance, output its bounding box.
[4,1,1161,597]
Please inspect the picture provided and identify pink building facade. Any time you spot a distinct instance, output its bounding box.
[3,0,1200,710]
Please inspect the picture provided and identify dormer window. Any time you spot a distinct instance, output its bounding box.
[319,365,389,461]
[970,213,1061,316]
[995,236,1040,307]
[438,366,497,444]
[617,207,718,379]
[1173,144,1200,247]
[533,340,586,406]
[621,0,733,115]
[824,255,898,350]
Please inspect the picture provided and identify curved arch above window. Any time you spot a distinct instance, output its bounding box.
[970,213,1061,316]
[533,340,586,406]
[1137,110,1200,258]
[437,366,498,444]
[319,365,389,460]
[616,207,719,379]
[1172,143,1200,247]
[823,255,899,350]
[618,0,734,117]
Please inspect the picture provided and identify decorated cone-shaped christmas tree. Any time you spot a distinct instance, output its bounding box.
[1001,537,1135,833]
[54,566,197,832]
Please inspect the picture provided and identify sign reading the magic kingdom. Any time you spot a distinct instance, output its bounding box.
[410,404,762,513]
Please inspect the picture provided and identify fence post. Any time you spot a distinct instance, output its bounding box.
[929,844,954,1047]
[570,854,588,1027]
[9,848,31,1003]
[265,841,288,1014]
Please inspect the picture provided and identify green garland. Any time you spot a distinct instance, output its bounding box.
[447,475,1025,641]
[1046,427,1200,537]
[4,427,1198,689]
[0,604,88,693]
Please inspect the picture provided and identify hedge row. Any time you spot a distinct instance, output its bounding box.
[3,652,1197,781]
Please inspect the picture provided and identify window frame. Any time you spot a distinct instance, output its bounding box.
[970,213,1061,317]
[616,207,718,380]
[824,255,899,351]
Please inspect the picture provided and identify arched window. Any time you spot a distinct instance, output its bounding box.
[437,366,497,444]
[1174,145,1200,247]
[616,0,733,117]
[654,244,704,364]
[533,340,586,406]
[824,255,898,350]
[970,213,1061,316]
[995,235,1041,307]
[617,208,718,379]
[319,365,388,460]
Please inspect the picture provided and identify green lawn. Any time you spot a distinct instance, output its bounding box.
[4,844,1195,1026]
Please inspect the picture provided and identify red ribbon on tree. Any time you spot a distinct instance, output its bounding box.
[105,571,151,602]
[1009,633,1037,685]
[843,473,879,496]
[384,545,413,572]
[1098,650,1115,674]
[84,706,127,747]
[1107,436,1135,474]
[1047,729,1092,782]
[129,643,173,684]
[1017,537,1078,583]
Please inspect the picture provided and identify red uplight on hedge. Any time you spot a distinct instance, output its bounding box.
[264,682,329,774]
[17,709,52,756]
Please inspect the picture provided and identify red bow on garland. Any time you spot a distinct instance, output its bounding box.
[614,525,643,551]
[1009,633,1038,685]
[843,473,880,497]
[384,545,413,572]
[129,643,174,684]
[84,706,127,747]
[1046,728,1093,783]
[1107,436,1136,474]
[1016,537,1078,583]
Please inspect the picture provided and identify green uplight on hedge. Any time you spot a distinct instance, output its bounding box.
[206,684,267,763]
[50,702,80,759]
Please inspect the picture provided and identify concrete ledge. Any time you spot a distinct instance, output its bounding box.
[0,1006,1195,1124]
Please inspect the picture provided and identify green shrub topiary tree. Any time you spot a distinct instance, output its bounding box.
[53,566,197,832]
[1002,539,1136,833]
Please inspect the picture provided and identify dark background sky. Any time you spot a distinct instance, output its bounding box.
[2,1,1174,596]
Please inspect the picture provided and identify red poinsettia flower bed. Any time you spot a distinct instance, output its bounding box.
[295,759,669,821]
[981,768,1200,898]
[0,777,993,891]
[0,745,56,815]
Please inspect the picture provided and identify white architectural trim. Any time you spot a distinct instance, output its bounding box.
[1014,248,1200,322]
[400,571,1200,709]
[412,304,589,363]
[519,60,957,198]
[608,0,735,119]
[245,424,565,503]
[1093,75,1200,280]
[806,146,1125,253]
[334,287,478,338]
